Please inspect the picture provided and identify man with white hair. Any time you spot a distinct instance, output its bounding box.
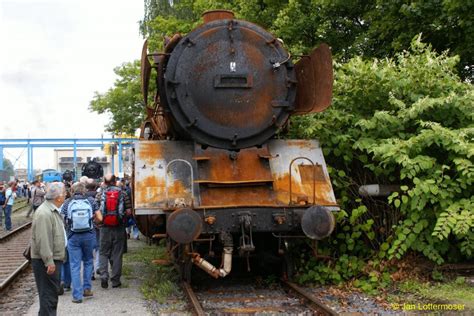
[31,182,67,316]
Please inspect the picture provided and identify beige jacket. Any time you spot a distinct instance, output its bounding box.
[31,200,66,266]
[31,186,46,206]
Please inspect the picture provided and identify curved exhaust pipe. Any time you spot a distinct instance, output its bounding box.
[192,247,233,278]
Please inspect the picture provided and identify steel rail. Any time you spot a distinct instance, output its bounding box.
[0,221,32,242]
[182,282,205,316]
[0,260,29,291]
[281,279,338,315]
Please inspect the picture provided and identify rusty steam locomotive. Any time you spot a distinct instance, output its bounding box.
[133,10,338,281]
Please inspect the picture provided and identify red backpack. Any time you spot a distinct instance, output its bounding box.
[101,188,124,226]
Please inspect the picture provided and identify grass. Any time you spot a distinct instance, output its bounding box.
[389,276,474,311]
[123,241,180,304]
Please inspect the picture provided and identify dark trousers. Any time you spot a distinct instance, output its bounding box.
[3,205,12,230]
[32,259,62,316]
[27,204,39,217]
[99,226,125,286]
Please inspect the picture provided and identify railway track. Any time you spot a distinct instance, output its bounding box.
[182,278,338,315]
[0,222,32,293]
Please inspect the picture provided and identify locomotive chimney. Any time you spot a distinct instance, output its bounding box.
[202,10,234,23]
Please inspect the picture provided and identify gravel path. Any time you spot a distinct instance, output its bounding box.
[25,239,151,316]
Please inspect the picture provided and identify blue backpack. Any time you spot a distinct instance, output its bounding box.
[67,198,93,233]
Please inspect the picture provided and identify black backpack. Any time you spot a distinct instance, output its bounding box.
[0,189,6,205]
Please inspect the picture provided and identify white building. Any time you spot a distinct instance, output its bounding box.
[53,148,132,178]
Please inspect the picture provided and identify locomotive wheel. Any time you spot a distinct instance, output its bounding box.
[167,238,193,283]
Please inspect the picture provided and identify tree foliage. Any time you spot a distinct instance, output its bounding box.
[89,61,145,135]
[2,158,14,177]
[142,0,473,78]
[291,38,473,288]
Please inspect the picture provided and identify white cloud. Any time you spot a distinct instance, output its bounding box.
[0,0,144,170]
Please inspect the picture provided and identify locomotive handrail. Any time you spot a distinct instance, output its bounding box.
[288,157,316,206]
[165,159,194,208]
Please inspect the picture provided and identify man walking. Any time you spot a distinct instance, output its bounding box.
[98,174,131,289]
[61,182,102,303]
[84,178,101,278]
[3,181,17,231]
[31,182,67,316]
[0,181,5,227]
[27,180,45,218]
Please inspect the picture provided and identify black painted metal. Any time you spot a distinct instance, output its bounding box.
[301,205,335,240]
[174,207,310,235]
[164,19,297,149]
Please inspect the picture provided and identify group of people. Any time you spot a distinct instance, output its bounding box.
[30,174,134,316]
[0,179,49,231]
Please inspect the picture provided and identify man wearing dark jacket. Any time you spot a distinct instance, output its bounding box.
[98,174,131,289]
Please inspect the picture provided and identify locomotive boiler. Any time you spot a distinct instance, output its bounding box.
[133,10,338,281]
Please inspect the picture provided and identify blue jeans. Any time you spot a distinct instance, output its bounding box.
[126,225,139,239]
[94,229,100,271]
[68,231,95,300]
[4,205,12,230]
[61,249,71,287]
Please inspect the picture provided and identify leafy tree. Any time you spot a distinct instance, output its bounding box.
[89,61,145,135]
[142,0,473,78]
[292,38,473,288]
[2,158,14,177]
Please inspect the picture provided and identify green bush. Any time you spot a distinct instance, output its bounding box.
[291,36,473,286]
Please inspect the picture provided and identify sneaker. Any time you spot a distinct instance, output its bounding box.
[58,283,64,296]
[72,298,83,303]
[83,289,93,297]
[101,280,108,289]
[112,282,122,288]
[91,274,96,281]
[64,286,71,292]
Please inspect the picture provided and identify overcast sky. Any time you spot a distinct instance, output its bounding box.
[0,0,144,170]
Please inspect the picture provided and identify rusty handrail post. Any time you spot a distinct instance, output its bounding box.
[164,159,194,208]
[288,157,316,205]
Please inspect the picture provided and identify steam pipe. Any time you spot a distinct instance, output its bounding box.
[191,247,233,278]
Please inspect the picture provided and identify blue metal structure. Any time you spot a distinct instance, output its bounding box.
[42,169,63,182]
[0,138,136,181]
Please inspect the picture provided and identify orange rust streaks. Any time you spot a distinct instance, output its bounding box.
[198,147,272,183]
[285,139,318,150]
[200,186,278,207]
[135,176,164,208]
[136,175,193,209]
[138,142,163,165]
[273,173,337,206]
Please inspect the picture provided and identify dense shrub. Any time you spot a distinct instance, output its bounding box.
[290,37,473,286]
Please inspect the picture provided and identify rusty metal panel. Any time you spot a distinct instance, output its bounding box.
[267,139,338,207]
[134,141,199,215]
[293,44,333,115]
[194,145,273,183]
